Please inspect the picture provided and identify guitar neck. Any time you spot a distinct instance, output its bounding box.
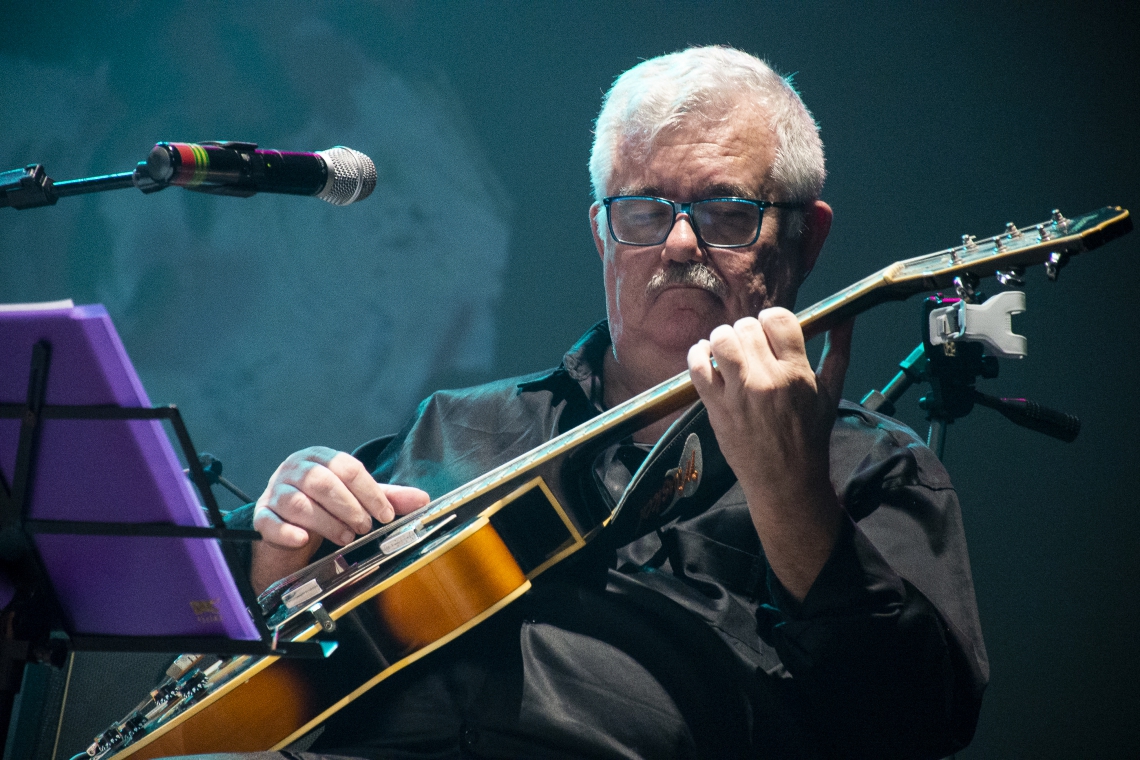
[259,205,1131,614]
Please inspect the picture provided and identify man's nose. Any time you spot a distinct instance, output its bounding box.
[662,213,703,263]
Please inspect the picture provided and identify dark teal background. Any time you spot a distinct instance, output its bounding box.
[2,2,1138,756]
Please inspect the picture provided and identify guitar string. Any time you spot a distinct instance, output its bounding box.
[262,208,1103,612]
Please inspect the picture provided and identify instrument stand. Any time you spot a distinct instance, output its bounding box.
[861,292,1081,459]
[0,342,330,758]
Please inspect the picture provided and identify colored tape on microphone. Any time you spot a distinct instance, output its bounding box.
[170,143,210,187]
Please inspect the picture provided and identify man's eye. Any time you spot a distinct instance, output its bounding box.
[699,204,756,228]
[624,206,669,226]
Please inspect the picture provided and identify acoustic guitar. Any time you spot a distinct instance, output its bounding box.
[88,206,1131,759]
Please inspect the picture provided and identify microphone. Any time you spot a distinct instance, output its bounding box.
[144,141,377,205]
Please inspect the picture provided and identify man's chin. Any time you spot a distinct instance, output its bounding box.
[648,311,722,353]
[651,288,726,326]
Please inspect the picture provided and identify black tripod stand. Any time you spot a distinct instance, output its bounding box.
[861,291,1081,459]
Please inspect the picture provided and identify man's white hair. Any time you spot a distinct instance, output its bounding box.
[590,46,825,217]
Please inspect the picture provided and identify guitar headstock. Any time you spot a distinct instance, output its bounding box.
[886,206,1132,291]
[796,206,1132,338]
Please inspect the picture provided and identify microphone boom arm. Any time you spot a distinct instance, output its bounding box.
[2,141,375,210]
[0,161,168,210]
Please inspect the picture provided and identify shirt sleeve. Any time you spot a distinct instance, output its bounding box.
[761,407,988,759]
[222,501,257,578]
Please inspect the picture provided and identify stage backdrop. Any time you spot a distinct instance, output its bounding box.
[2,2,1138,757]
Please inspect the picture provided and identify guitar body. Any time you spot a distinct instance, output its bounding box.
[114,493,556,759]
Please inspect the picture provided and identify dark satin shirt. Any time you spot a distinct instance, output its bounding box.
[245,321,987,760]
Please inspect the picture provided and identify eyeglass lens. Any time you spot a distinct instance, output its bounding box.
[608,198,761,247]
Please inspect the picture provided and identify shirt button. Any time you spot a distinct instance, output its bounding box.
[462,726,480,749]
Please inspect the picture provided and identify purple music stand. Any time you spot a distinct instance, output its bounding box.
[0,303,322,658]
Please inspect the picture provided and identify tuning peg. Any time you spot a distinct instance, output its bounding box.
[961,234,978,249]
[1051,209,1070,233]
[1045,251,1069,281]
[1036,223,1052,242]
[954,273,980,301]
[996,266,1026,287]
[1005,222,1022,238]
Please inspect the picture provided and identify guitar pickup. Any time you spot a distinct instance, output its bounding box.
[282,579,322,610]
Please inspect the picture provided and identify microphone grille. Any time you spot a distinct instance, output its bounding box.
[316,147,377,205]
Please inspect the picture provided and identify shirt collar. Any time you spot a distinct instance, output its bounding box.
[516,320,611,413]
[562,320,611,381]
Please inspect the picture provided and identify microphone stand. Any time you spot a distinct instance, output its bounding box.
[2,138,368,211]
[861,293,1080,459]
[0,162,168,210]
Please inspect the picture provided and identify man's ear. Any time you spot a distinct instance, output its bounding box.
[589,202,607,261]
[796,200,832,282]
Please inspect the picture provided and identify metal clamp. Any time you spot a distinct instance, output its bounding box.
[308,602,336,634]
[928,290,1027,359]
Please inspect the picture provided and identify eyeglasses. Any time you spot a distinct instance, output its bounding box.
[602,195,801,248]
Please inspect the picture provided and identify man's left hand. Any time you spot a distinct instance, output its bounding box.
[688,308,854,600]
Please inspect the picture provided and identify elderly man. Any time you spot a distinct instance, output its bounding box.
[245,46,986,759]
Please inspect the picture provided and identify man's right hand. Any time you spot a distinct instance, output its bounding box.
[250,446,430,594]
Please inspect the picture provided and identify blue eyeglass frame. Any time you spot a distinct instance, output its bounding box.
[601,195,802,248]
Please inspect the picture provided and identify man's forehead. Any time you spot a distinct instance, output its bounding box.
[607,104,777,199]
[610,137,776,200]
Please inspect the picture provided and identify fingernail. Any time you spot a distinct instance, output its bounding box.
[340,531,355,545]
[381,508,395,523]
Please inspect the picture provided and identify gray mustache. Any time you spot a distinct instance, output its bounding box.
[646,262,728,300]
